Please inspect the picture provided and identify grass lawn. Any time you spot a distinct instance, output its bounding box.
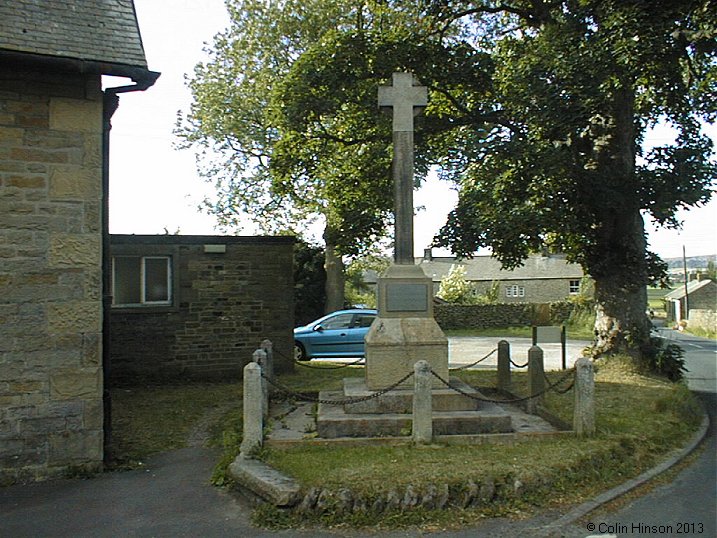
[109,359,702,530]
[108,382,240,468]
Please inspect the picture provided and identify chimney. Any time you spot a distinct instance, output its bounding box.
[423,247,433,261]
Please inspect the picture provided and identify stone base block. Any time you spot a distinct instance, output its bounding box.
[342,377,483,414]
[365,317,448,390]
[317,393,512,438]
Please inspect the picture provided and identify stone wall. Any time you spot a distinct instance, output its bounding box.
[434,302,575,330]
[1,69,104,482]
[689,309,716,332]
[109,236,295,383]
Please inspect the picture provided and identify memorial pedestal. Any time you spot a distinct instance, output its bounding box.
[364,264,448,390]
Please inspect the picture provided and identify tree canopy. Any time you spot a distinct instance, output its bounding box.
[180,0,715,356]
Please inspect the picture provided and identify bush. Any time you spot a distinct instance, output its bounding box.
[640,337,687,381]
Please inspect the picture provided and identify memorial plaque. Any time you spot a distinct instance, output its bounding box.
[385,283,428,312]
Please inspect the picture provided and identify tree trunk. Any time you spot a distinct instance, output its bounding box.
[591,213,652,358]
[589,86,652,357]
[323,226,345,313]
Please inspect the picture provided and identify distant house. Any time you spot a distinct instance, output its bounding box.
[418,249,587,303]
[109,235,295,383]
[664,278,717,322]
[1,1,158,482]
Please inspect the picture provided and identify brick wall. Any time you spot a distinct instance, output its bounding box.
[109,236,295,383]
[0,69,104,483]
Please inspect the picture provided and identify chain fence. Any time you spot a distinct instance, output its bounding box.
[275,347,366,370]
[449,348,497,370]
[262,370,414,406]
[267,343,576,406]
[431,367,576,405]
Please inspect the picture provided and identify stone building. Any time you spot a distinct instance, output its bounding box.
[0,1,158,482]
[418,249,587,303]
[664,278,717,325]
[109,235,295,383]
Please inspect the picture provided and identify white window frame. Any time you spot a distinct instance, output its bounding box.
[569,279,581,295]
[112,256,172,307]
[505,285,525,298]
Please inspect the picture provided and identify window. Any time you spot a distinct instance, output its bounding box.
[569,279,581,295]
[112,256,172,306]
[353,313,376,328]
[321,313,353,330]
[505,285,525,298]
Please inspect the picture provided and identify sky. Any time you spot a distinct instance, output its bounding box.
[107,0,716,261]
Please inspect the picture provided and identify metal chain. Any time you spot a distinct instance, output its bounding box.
[510,358,529,369]
[449,348,497,371]
[261,370,414,406]
[542,370,575,394]
[275,346,365,370]
[295,357,365,369]
[434,367,576,404]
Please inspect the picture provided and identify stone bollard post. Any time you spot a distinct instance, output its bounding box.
[240,362,263,458]
[413,360,433,444]
[527,345,545,414]
[573,357,595,437]
[260,339,274,395]
[252,349,268,419]
[497,340,511,392]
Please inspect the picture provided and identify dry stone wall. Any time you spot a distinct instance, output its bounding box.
[1,69,104,483]
[434,302,575,330]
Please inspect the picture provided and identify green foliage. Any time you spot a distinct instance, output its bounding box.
[702,261,717,281]
[640,338,688,381]
[344,253,390,308]
[437,264,474,303]
[180,0,716,357]
[294,241,326,326]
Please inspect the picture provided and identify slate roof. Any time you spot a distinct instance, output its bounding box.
[417,254,584,282]
[0,0,148,72]
[663,279,715,300]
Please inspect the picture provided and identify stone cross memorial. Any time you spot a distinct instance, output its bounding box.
[365,72,449,390]
[378,72,427,265]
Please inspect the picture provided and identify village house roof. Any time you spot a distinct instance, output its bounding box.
[0,0,154,81]
[663,279,715,300]
[417,253,585,283]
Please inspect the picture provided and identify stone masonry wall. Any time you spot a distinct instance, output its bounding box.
[0,69,104,483]
[109,236,295,384]
[689,309,716,332]
[435,302,575,330]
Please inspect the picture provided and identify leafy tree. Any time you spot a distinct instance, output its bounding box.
[181,0,715,360]
[437,264,474,303]
[294,241,326,326]
[428,0,716,357]
[176,0,393,313]
[344,254,391,308]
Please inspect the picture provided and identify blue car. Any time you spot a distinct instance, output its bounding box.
[293,309,377,361]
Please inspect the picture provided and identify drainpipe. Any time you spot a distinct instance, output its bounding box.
[101,71,160,461]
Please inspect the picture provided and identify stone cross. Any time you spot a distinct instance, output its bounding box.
[378,72,428,264]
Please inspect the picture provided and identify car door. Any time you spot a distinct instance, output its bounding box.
[308,312,355,357]
[343,312,376,355]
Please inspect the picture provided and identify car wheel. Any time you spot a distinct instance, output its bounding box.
[294,342,309,361]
